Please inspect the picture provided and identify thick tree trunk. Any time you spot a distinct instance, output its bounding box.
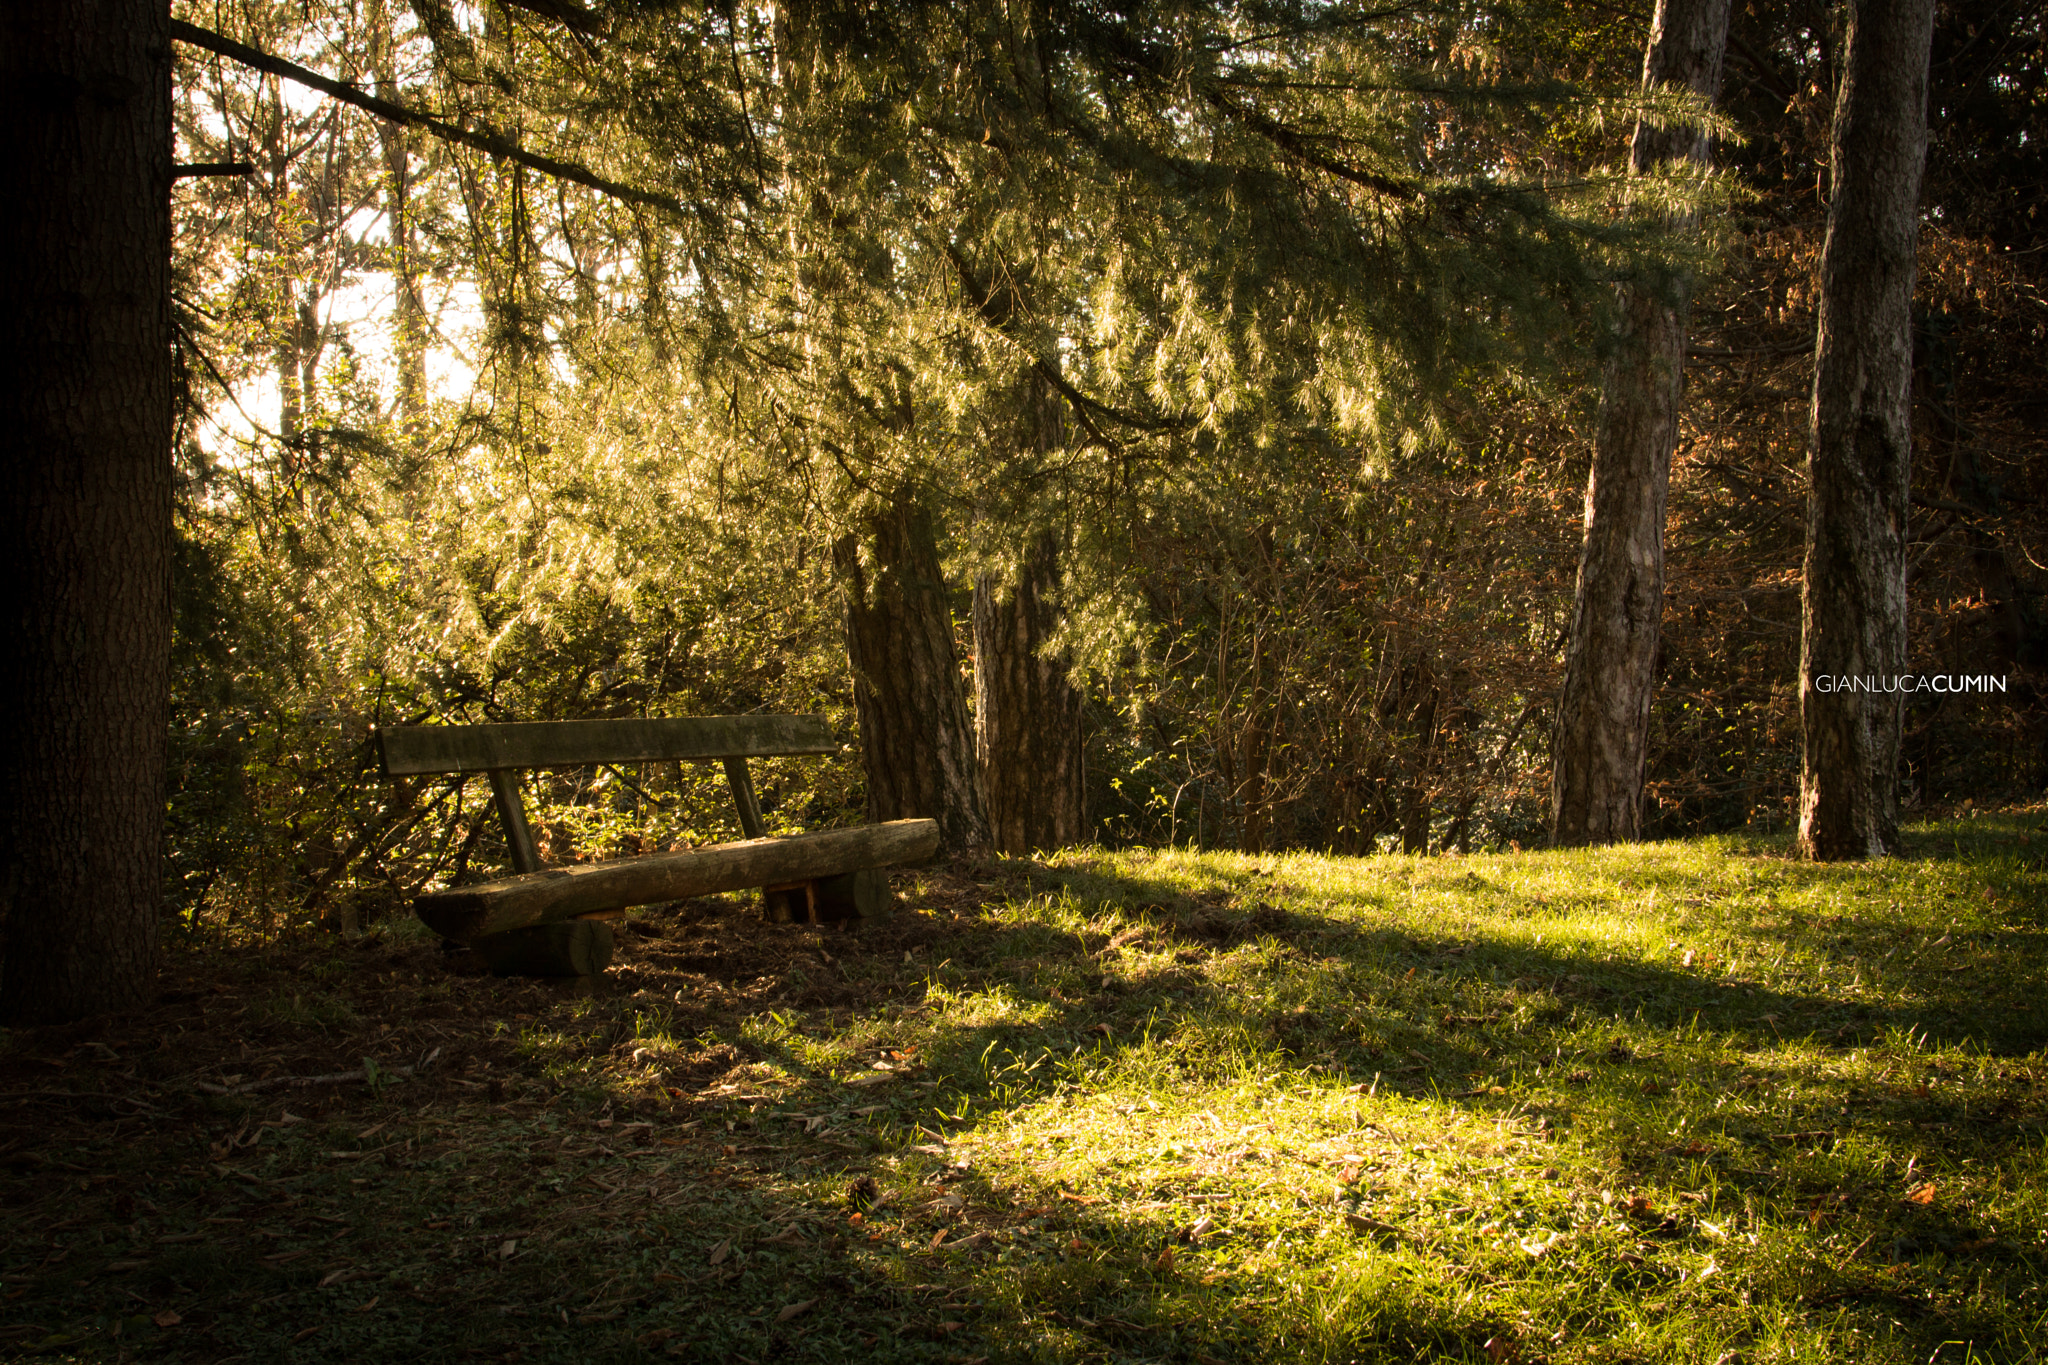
[1550,0,1731,847]
[1798,0,1936,860]
[0,0,172,1022]
[974,530,1085,854]
[837,496,990,853]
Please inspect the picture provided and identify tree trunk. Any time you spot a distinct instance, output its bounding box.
[1550,0,1732,847]
[370,1,427,455]
[0,0,172,1023]
[1798,0,1936,860]
[837,496,990,853]
[974,529,1086,854]
[1399,672,1439,854]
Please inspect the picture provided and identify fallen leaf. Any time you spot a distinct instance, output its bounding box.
[1154,1245,1175,1271]
[291,1326,319,1343]
[1904,1182,1937,1206]
[355,1296,379,1312]
[152,1311,181,1329]
[707,1238,730,1266]
[776,1298,816,1322]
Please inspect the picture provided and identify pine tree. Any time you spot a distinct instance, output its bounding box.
[1551,0,1732,847]
[1798,0,1937,859]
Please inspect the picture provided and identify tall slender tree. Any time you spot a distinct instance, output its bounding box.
[1551,0,1732,847]
[1798,0,1937,859]
[1,0,173,1022]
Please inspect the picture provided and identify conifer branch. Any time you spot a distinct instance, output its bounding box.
[1031,359,1199,435]
[170,18,686,219]
[1197,86,1418,202]
[496,0,606,37]
[943,242,1197,435]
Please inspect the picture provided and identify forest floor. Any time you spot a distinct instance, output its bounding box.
[2,812,2046,1365]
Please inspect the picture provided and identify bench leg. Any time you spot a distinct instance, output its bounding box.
[761,870,890,924]
[488,768,544,875]
[812,868,890,921]
[471,919,615,977]
[722,758,766,838]
[761,880,815,924]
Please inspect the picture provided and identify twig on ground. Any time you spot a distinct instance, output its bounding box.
[1,1090,160,1111]
[193,1050,439,1097]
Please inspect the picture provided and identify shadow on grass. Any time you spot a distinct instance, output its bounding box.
[4,828,2046,1362]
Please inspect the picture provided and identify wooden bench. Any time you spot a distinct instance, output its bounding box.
[375,715,939,977]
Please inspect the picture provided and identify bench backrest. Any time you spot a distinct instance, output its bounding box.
[376,715,835,777]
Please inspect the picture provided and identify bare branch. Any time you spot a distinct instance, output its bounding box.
[170,18,686,219]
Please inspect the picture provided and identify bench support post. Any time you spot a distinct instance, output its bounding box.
[722,758,766,838]
[487,768,543,874]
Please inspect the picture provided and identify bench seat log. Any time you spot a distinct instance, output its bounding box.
[416,818,939,943]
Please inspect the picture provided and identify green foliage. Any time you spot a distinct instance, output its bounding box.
[158,0,2046,915]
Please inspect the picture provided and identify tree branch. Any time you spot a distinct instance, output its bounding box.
[496,0,606,36]
[1197,86,1419,202]
[1031,358,1200,435]
[170,18,686,219]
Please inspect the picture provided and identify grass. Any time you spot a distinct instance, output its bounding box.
[2,808,2045,1363]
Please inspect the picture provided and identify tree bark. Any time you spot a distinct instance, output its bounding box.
[0,0,172,1022]
[974,529,1086,854]
[837,496,991,853]
[1798,0,1936,860]
[370,0,427,454]
[1550,0,1731,847]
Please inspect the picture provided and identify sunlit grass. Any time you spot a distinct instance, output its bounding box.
[3,811,2042,1362]
[742,811,2048,1363]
